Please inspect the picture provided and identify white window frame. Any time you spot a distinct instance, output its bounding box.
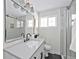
[40,17,48,27]
[27,16,57,28]
[48,16,57,27]
[27,19,38,28]
[72,14,76,26]
[40,16,57,27]
[28,20,33,27]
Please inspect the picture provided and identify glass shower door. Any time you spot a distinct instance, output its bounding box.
[66,0,76,59]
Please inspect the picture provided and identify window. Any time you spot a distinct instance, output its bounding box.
[48,17,56,26]
[72,14,76,26]
[40,16,56,27]
[40,17,47,27]
[16,20,24,28]
[16,20,21,28]
[28,20,33,27]
[28,16,57,28]
[72,14,76,20]
[28,19,38,28]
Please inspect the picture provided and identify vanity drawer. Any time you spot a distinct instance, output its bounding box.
[31,43,45,59]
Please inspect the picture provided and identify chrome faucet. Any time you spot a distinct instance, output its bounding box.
[21,33,25,38]
[24,33,31,42]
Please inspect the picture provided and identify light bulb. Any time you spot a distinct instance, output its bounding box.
[30,6,34,12]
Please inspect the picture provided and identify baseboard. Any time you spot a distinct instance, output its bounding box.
[49,49,61,55]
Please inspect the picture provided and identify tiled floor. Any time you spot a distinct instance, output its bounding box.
[45,53,62,59]
[45,53,76,59]
[63,55,76,59]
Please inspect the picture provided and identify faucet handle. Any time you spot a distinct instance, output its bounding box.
[34,33,39,38]
[24,39,26,42]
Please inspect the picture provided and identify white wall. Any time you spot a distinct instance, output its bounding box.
[38,8,61,54]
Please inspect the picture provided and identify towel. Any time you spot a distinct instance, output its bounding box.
[69,23,76,52]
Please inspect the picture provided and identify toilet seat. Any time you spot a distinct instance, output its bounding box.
[44,44,52,57]
[44,44,51,51]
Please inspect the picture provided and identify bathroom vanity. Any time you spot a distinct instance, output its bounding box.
[4,0,44,59]
[3,39,45,59]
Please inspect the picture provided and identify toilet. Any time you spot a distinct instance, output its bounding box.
[44,44,52,57]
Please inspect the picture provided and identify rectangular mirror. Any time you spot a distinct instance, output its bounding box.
[4,0,34,43]
[5,15,25,42]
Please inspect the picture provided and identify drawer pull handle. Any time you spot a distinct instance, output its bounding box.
[41,52,43,59]
[34,57,36,59]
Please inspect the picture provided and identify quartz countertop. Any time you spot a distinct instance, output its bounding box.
[4,39,45,59]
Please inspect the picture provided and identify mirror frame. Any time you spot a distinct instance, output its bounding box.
[4,0,35,43]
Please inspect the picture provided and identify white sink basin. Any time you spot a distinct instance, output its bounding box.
[26,40,39,48]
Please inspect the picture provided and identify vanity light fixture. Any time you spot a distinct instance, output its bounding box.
[24,0,34,13]
[30,6,34,12]
[24,2,30,8]
[11,0,34,14]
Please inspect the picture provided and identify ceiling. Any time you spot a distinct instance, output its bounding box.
[31,0,72,12]
[6,0,72,17]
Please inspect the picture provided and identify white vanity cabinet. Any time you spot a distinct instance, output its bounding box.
[4,39,45,59]
[31,43,45,59]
